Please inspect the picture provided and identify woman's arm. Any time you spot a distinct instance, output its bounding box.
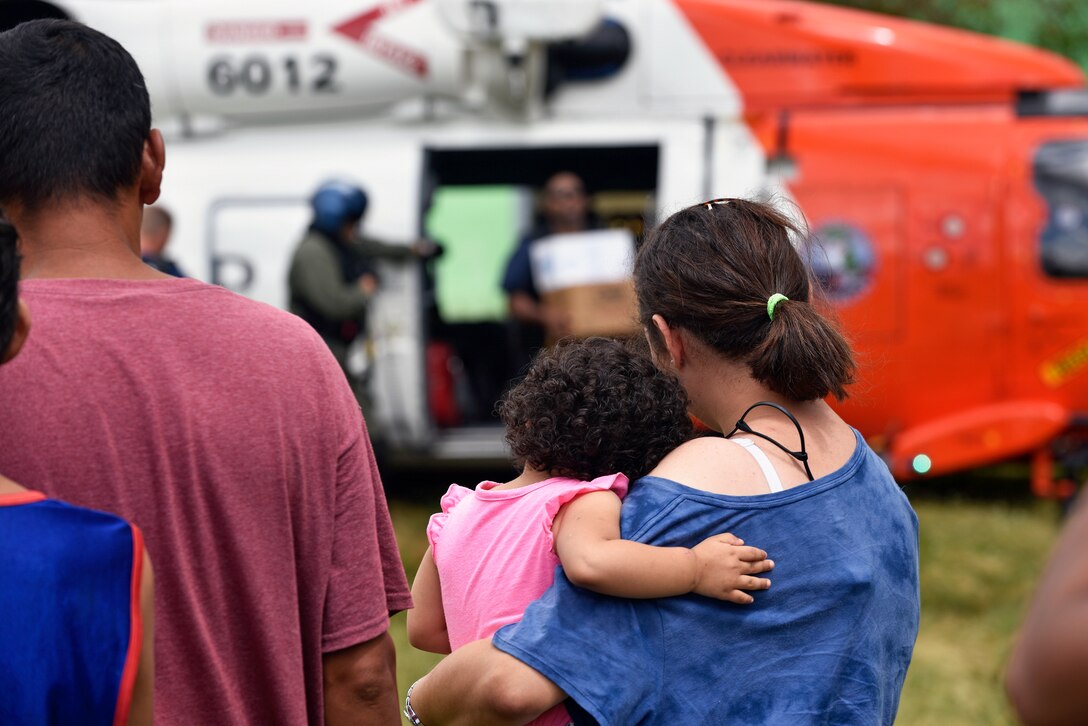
[410,639,566,726]
[406,547,452,654]
[552,491,773,602]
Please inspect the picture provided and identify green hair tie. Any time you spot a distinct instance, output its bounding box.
[767,293,789,321]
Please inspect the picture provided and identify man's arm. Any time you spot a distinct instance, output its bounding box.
[323,632,399,726]
[290,237,370,319]
[410,639,566,726]
[507,292,571,340]
[502,242,570,339]
[553,491,773,602]
[354,235,435,262]
[321,383,411,725]
[1006,496,1088,724]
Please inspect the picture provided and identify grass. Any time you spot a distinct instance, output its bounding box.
[897,496,1060,725]
[386,490,1062,725]
[387,500,445,699]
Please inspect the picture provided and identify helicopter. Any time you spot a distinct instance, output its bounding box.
[4,0,1088,495]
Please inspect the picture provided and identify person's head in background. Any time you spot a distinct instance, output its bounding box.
[310,181,368,244]
[499,337,694,482]
[635,198,855,430]
[542,171,590,234]
[0,20,164,277]
[0,221,29,365]
[140,206,173,257]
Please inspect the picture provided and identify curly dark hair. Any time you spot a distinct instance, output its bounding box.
[500,337,694,481]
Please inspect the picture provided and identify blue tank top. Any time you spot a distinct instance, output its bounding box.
[0,492,142,725]
[494,430,920,725]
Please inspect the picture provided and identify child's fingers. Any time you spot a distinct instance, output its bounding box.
[735,545,769,562]
[745,558,775,574]
[719,578,770,603]
[723,590,756,605]
[714,532,744,546]
[736,575,771,591]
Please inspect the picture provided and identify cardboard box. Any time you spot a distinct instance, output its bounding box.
[542,279,640,341]
[530,228,639,342]
[529,228,635,292]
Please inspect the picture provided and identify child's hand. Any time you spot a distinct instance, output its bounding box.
[690,533,773,604]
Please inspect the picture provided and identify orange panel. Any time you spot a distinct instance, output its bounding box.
[676,0,1082,111]
[759,109,1088,480]
[690,1,1088,482]
[890,400,1069,478]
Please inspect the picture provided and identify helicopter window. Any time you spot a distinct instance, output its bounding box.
[1035,140,1088,278]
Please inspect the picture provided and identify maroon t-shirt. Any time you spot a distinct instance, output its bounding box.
[0,277,412,725]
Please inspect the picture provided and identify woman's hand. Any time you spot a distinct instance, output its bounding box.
[690,533,773,603]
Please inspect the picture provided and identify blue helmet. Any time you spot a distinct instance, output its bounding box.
[311,181,368,237]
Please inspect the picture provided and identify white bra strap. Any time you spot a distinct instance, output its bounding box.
[729,437,784,493]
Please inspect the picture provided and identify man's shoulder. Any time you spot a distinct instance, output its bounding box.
[189,283,331,349]
[294,230,336,258]
[26,277,328,355]
[521,225,553,246]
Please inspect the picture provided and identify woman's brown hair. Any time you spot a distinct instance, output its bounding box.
[634,198,855,401]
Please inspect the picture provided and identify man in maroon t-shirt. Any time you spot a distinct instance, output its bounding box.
[0,20,411,725]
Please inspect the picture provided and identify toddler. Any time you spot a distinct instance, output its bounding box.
[407,338,773,725]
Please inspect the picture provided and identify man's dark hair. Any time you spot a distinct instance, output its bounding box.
[500,337,693,481]
[0,221,20,354]
[0,19,151,211]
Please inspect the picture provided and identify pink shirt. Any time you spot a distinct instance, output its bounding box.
[0,278,412,725]
[427,473,629,725]
[427,473,629,649]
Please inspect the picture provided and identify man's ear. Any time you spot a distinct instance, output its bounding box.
[651,314,685,370]
[1,300,31,365]
[138,129,166,206]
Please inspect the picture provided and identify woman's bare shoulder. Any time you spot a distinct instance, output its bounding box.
[646,436,771,496]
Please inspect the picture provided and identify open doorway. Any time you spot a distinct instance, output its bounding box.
[421,144,660,432]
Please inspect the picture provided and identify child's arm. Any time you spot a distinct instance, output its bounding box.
[407,547,452,654]
[552,491,774,603]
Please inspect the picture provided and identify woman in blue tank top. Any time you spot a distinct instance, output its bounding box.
[406,199,921,726]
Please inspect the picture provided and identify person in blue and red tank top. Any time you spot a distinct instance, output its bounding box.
[0,219,155,725]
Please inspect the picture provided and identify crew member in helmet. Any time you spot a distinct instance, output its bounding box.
[288,181,433,434]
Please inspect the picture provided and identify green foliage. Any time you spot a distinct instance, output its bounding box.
[818,0,1088,71]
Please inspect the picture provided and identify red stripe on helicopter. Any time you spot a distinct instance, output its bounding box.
[333,0,428,78]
